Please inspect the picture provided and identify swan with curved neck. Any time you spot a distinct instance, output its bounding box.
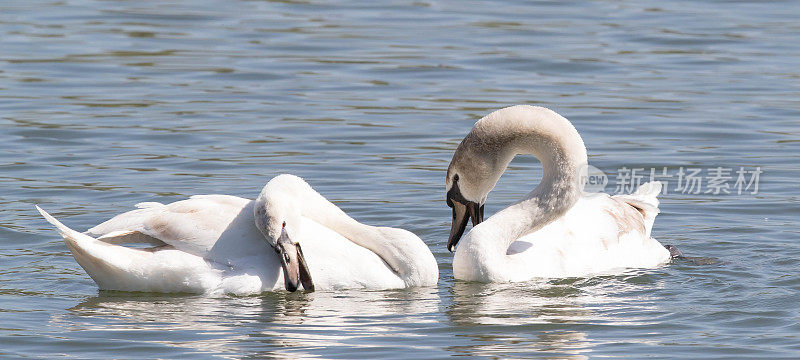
[446,105,670,282]
[37,174,438,294]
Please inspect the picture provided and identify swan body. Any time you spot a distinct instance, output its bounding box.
[445,105,670,282]
[37,174,438,294]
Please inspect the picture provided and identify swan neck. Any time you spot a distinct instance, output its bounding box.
[491,107,587,211]
[298,192,425,284]
[463,106,588,263]
[257,176,433,284]
[298,195,378,250]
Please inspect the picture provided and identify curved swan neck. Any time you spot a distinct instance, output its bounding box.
[298,194,380,249]
[455,105,587,204]
[257,175,435,286]
[452,106,588,268]
[299,190,435,286]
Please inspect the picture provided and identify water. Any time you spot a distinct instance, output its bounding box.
[2,0,799,358]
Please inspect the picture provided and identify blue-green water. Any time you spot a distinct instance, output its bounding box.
[2,0,799,358]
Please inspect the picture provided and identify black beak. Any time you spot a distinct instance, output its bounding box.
[446,184,483,252]
[274,227,314,292]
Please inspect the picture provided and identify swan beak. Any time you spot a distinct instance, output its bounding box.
[447,199,483,252]
[275,228,314,292]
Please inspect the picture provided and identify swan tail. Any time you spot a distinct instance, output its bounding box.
[632,181,662,207]
[135,202,164,209]
[613,181,662,238]
[35,206,218,293]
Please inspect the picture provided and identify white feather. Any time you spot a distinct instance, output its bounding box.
[449,106,671,282]
[37,175,438,295]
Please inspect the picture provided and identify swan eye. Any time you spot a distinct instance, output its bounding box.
[282,221,286,228]
[453,174,459,182]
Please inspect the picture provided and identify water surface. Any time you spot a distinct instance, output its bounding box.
[2,0,799,358]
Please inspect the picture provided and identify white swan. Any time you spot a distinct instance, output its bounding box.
[37,174,438,294]
[445,105,671,282]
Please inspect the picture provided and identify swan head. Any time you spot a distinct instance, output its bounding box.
[445,108,519,252]
[446,163,490,252]
[255,175,315,292]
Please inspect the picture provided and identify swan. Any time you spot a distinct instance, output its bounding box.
[445,105,672,282]
[36,174,438,294]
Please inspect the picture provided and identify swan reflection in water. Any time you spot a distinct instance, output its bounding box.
[48,270,667,358]
[50,287,441,358]
[445,269,669,359]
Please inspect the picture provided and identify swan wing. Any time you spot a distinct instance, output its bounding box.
[36,206,222,293]
[508,183,668,278]
[96,230,165,246]
[86,195,253,258]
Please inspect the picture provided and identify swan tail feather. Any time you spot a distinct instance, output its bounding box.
[135,202,164,209]
[35,206,217,293]
[632,180,662,207]
[613,181,663,238]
